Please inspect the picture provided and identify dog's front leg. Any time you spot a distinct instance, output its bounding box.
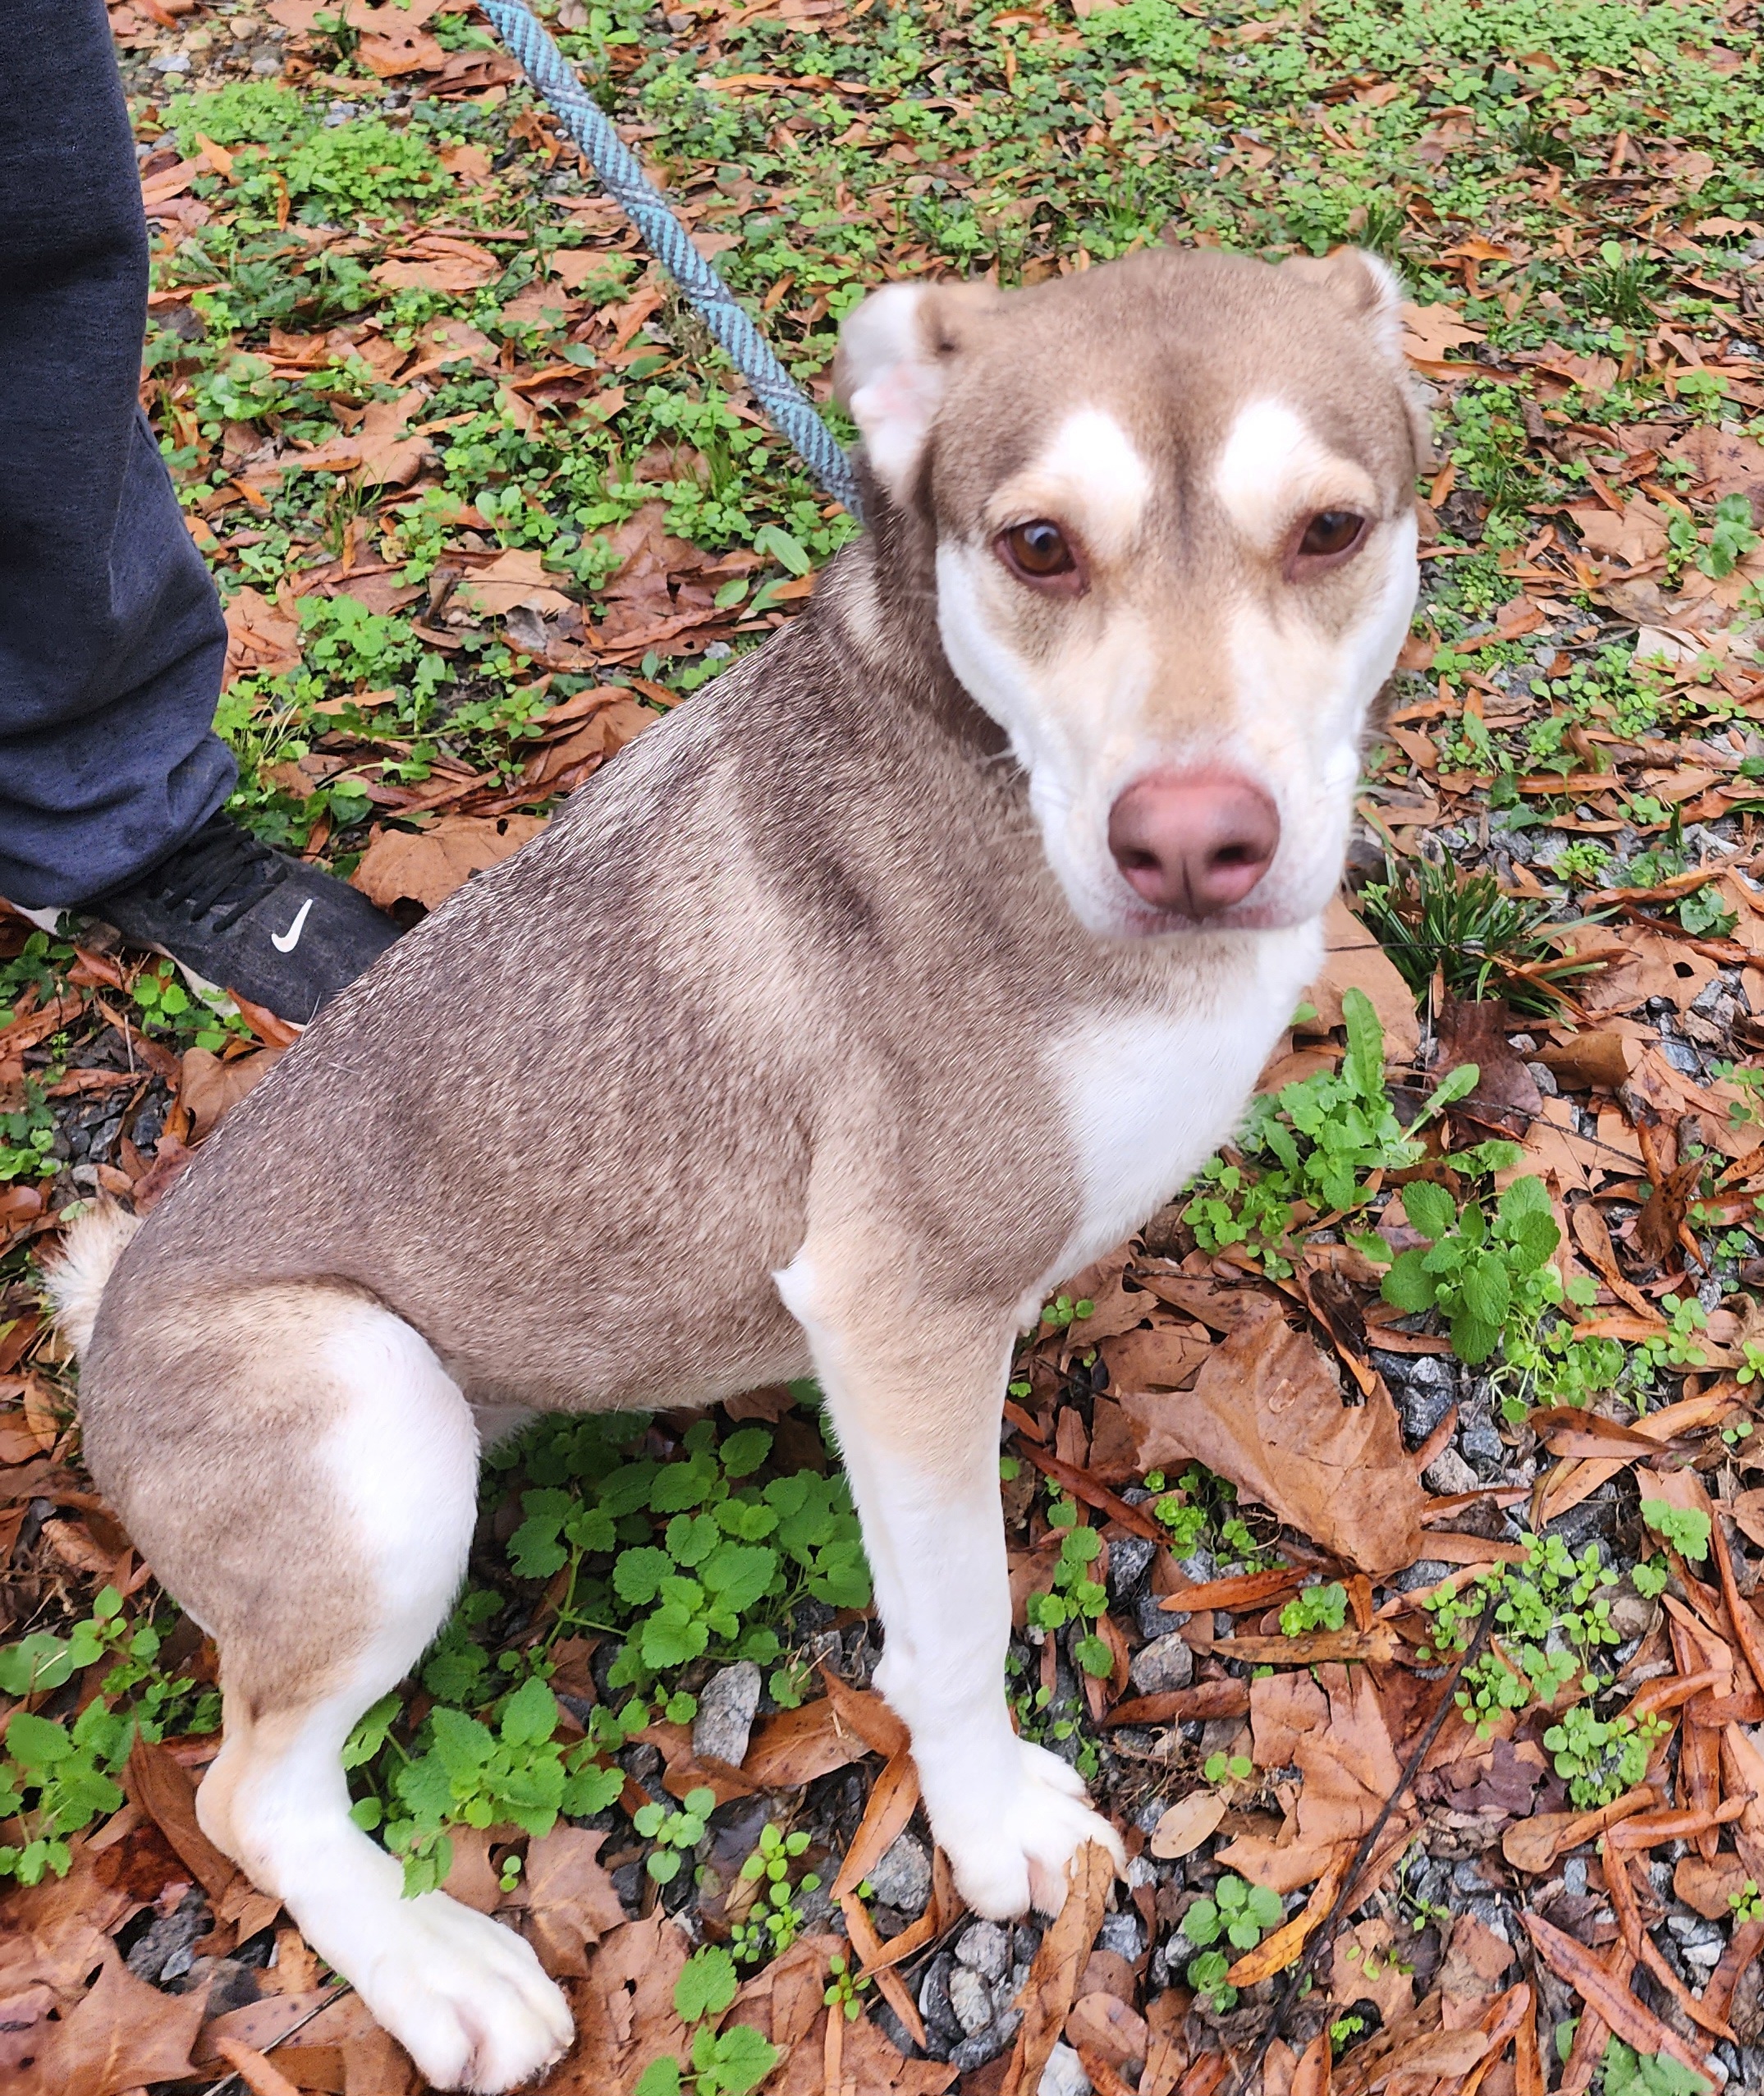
[776,1246,1125,1917]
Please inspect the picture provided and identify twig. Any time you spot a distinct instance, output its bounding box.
[1227,1600,1496,2096]
[200,1980,353,2096]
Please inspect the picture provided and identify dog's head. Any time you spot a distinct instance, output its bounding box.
[834,247,1429,939]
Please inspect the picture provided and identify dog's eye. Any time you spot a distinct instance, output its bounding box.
[1297,510,1366,561]
[999,519,1076,581]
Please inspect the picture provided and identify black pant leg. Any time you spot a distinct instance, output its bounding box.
[0,0,234,910]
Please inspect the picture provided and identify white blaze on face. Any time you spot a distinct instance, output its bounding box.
[1211,397,1380,551]
[1212,396,1418,924]
[937,406,1160,919]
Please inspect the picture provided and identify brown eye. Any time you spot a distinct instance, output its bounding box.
[1000,519,1076,581]
[1297,510,1366,561]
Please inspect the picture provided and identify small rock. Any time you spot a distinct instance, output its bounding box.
[1526,1061,1559,1098]
[1107,1533,1157,1603]
[150,49,192,72]
[1394,1354,1457,1448]
[1129,1630,1194,1695]
[692,1663,762,1769]
[1658,1033,1702,1076]
[951,2010,1022,2071]
[949,1963,996,2036]
[1423,1447,1480,1497]
[125,1892,208,1984]
[1459,1407,1505,1475]
[177,1956,261,2014]
[1135,1591,1174,1640]
[1563,1857,1588,1897]
[919,1952,962,2048]
[868,1832,932,1917]
[956,1919,1012,1980]
[1040,2040,1093,2096]
[1015,1923,1042,1964]
[1097,1910,1146,1960]
[1609,1590,1657,1641]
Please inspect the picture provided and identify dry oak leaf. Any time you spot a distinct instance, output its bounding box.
[222,586,301,683]
[500,1826,626,1980]
[9,1942,208,2096]
[1568,496,1670,570]
[537,1911,690,2095]
[351,812,547,912]
[374,236,502,296]
[178,1045,282,1143]
[1120,1293,1423,1575]
[1299,894,1422,1066]
[1400,302,1486,365]
[453,547,580,621]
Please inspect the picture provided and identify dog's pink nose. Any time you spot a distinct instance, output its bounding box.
[1107,769,1281,916]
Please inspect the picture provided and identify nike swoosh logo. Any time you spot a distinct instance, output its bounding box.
[271,899,314,954]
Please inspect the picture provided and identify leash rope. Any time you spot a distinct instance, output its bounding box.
[477,0,864,521]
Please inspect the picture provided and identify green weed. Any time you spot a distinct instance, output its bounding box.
[1179,1875,1284,2013]
[1184,988,1475,1277]
[730,1820,820,1964]
[1357,859,1602,1012]
[1379,1176,1561,1366]
[636,1945,778,2096]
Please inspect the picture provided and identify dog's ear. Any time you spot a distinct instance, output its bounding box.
[834,282,993,501]
[1282,247,1436,470]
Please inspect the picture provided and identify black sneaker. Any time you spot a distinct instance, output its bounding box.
[89,812,401,1025]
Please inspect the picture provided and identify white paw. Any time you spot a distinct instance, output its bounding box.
[355,1892,575,2092]
[936,1738,1126,1919]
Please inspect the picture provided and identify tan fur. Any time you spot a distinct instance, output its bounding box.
[70,245,1428,2090]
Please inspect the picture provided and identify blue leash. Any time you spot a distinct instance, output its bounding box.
[477,0,864,522]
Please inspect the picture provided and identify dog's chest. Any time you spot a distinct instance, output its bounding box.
[1042,928,1318,1281]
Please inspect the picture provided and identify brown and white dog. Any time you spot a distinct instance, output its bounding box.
[53,245,1427,2092]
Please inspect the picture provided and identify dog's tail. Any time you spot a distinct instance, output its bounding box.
[44,1204,142,1357]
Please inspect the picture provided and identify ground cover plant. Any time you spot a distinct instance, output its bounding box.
[6,0,1764,2091]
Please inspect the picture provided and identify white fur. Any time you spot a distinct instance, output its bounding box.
[1046,922,1322,1281]
[839,284,943,499]
[992,407,1152,561]
[1211,398,1376,548]
[199,1306,572,2094]
[774,1251,1125,1916]
[44,1203,141,1355]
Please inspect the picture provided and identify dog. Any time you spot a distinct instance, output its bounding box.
[52,244,1427,2093]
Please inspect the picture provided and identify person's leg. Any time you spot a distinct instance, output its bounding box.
[0,0,236,910]
[0,0,401,1020]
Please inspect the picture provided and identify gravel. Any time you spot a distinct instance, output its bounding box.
[692,1662,762,1768]
[1128,1629,1194,1695]
[955,1919,1012,1980]
[866,1832,932,1916]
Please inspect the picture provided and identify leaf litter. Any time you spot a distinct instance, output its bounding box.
[9,0,1764,2093]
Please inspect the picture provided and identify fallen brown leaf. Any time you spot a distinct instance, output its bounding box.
[1001,1843,1114,2096]
[1434,993,1542,1136]
[1521,1909,1712,2079]
[11,1943,208,2096]
[832,1751,919,1898]
[502,1826,626,1979]
[178,1044,282,1142]
[1148,1791,1227,1860]
[1298,895,1422,1066]
[1125,1293,1422,1575]
[351,812,547,912]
